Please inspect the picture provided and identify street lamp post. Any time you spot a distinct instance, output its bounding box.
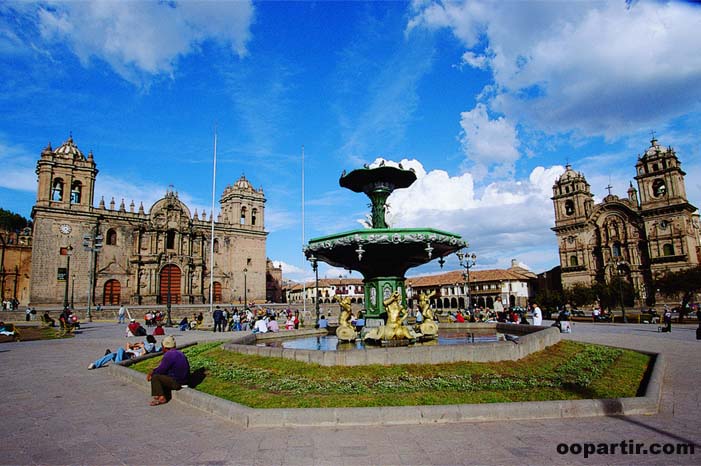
[62,246,73,308]
[457,250,477,311]
[166,253,173,326]
[309,255,320,327]
[70,274,75,308]
[82,230,103,322]
[616,261,627,323]
[243,268,248,309]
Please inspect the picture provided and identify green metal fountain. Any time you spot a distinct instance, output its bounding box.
[304,164,467,337]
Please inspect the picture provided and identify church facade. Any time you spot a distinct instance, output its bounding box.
[552,137,701,305]
[30,136,268,307]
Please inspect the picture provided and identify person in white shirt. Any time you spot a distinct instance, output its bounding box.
[531,303,543,326]
[253,317,268,333]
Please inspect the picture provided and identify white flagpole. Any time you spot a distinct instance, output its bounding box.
[302,145,306,316]
[209,125,217,315]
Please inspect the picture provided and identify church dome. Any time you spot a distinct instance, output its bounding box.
[234,175,253,191]
[54,135,85,160]
[557,164,581,183]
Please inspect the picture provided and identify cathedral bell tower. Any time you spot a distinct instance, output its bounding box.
[635,137,699,273]
[552,165,593,227]
[552,165,595,285]
[35,135,98,212]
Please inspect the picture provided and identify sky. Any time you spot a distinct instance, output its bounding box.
[1,0,700,283]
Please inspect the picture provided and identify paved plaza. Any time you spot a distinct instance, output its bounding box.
[1,319,699,465]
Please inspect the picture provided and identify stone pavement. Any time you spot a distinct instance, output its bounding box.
[1,319,699,465]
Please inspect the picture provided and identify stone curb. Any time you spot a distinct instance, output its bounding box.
[106,344,664,428]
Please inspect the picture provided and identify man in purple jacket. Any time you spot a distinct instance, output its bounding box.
[147,335,190,406]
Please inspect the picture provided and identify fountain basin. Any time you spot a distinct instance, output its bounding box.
[222,324,560,367]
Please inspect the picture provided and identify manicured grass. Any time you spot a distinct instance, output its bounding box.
[132,340,651,409]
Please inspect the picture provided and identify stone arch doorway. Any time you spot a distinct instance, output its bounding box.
[103,279,121,305]
[159,264,181,305]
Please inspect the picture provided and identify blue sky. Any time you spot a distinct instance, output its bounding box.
[1,1,700,282]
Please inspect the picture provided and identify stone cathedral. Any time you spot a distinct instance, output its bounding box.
[552,137,700,305]
[30,136,267,307]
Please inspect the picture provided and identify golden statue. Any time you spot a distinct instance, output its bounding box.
[334,295,357,341]
[417,290,438,338]
[364,291,416,341]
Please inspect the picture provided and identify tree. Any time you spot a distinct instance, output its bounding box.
[534,289,564,311]
[654,266,701,323]
[564,283,597,309]
[0,208,28,232]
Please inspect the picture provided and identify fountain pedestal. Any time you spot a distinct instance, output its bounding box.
[305,164,467,342]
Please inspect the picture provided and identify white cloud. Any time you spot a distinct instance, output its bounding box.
[0,139,38,192]
[408,1,701,138]
[461,51,488,70]
[36,0,254,85]
[459,103,520,178]
[376,159,565,271]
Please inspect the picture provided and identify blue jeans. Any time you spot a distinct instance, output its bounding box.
[92,347,129,368]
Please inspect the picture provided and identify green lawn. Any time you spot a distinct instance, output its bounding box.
[132,340,651,409]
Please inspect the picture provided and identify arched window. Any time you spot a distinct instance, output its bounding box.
[569,255,578,267]
[652,179,666,197]
[251,208,257,226]
[213,239,219,253]
[565,200,575,216]
[662,243,674,256]
[106,229,117,246]
[240,206,247,225]
[51,178,64,201]
[612,242,622,257]
[166,230,175,250]
[70,181,82,204]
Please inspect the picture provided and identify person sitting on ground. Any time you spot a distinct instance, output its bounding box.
[178,317,189,331]
[147,336,190,406]
[153,322,165,336]
[127,318,146,337]
[455,311,465,323]
[253,317,268,334]
[43,311,56,327]
[317,315,329,329]
[267,316,280,333]
[196,312,204,327]
[88,335,161,369]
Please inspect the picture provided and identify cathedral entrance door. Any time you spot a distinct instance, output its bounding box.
[103,279,121,305]
[213,281,222,303]
[159,265,181,305]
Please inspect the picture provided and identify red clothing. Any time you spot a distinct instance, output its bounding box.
[456,313,465,323]
[128,322,140,335]
[153,326,165,336]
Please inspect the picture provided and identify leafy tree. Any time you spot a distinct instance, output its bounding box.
[564,283,597,309]
[0,208,28,232]
[654,266,701,322]
[534,289,564,312]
